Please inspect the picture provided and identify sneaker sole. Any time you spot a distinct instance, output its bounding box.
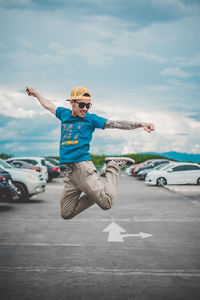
[105,157,135,166]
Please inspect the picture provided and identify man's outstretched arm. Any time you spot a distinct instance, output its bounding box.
[104,120,155,133]
[25,87,57,116]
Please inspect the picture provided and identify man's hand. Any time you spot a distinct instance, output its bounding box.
[25,86,57,116]
[142,123,155,133]
[25,87,38,97]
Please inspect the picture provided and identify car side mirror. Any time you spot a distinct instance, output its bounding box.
[167,169,173,172]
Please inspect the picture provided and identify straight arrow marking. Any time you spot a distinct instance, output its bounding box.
[103,222,153,242]
[103,221,126,242]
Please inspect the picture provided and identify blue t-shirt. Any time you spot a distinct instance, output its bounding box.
[56,107,107,163]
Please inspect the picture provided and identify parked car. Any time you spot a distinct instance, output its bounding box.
[134,159,170,176]
[7,160,42,173]
[0,166,17,201]
[145,162,200,186]
[46,161,60,182]
[100,164,106,177]
[0,159,46,201]
[130,160,154,176]
[125,166,133,175]
[6,157,48,181]
[137,161,171,180]
[45,158,59,166]
[45,158,63,176]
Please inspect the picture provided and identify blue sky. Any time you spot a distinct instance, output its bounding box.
[0,0,200,157]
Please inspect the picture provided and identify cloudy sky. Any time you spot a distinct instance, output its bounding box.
[0,0,200,157]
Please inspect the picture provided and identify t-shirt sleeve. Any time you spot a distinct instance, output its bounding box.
[91,114,107,129]
[56,107,68,120]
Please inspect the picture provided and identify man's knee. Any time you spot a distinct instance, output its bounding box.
[100,203,112,210]
[61,210,75,220]
[99,195,113,210]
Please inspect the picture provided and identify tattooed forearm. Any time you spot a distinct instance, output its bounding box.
[104,120,143,130]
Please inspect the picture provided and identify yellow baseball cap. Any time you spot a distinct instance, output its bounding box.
[66,86,92,101]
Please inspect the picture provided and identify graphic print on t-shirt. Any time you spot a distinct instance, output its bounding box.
[61,122,83,146]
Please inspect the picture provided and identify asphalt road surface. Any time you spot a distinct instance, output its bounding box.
[0,174,200,300]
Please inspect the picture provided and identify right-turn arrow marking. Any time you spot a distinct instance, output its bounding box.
[103,222,153,242]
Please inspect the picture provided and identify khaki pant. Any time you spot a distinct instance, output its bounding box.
[60,160,120,219]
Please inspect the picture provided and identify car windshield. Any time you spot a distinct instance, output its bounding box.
[0,166,7,172]
[148,161,162,167]
[41,159,46,166]
[146,161,153,165]
[161,164,176,171]
[46,161,54,167]
[154,164,168,170]
[0,159,13,169]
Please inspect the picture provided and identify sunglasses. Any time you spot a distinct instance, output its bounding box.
[73,100,92,109]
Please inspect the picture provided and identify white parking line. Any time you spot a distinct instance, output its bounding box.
[172,189,199,192]
[165,186,200,192]
[0,217,200,222]
[0,243,81,247]
[1,266,200,277]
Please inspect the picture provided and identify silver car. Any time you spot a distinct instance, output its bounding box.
[145,162,200,186]
[7,157,48,181]
[0,159,46,201]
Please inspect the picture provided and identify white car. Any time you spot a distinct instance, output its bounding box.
[0,159,46,201]
[6,157,48,181]
[100,164,106,177]
[125,166,133,175]
[145,162,200,186]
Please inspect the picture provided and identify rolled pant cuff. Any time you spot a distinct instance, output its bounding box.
[106,162,121,174]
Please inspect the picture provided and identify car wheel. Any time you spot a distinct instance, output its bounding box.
[156,177,167,186]
[14,182,28,201]
[47,176,52,182]
[197,178,200,185]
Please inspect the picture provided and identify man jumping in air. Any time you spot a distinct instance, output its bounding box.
[26,86,155,219]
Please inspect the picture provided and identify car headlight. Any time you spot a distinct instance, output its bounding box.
[27,173,39,181]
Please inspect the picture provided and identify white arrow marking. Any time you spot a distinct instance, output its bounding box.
[122,233,153,239]
[103,222,126,242]
[103,222,153,242]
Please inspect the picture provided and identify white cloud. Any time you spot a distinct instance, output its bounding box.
[176,55,200,67]
[147,85,169,93]
[1,90,36,118]
[161,67,191,78]
[0,0,32,5]
[4,143,27,152]
[151,0,200,14]
[0,10,169,70]
[192,144,200,154]
[0,89,64,119]
[91,101,200,154]
[0,88,200,156]
[67,17,169,66]
[166,78,199,91]
[0,2,199,156]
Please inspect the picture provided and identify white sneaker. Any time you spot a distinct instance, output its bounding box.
[105,157,135,168]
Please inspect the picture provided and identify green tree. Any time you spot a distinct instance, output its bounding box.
[0,153,13,160]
